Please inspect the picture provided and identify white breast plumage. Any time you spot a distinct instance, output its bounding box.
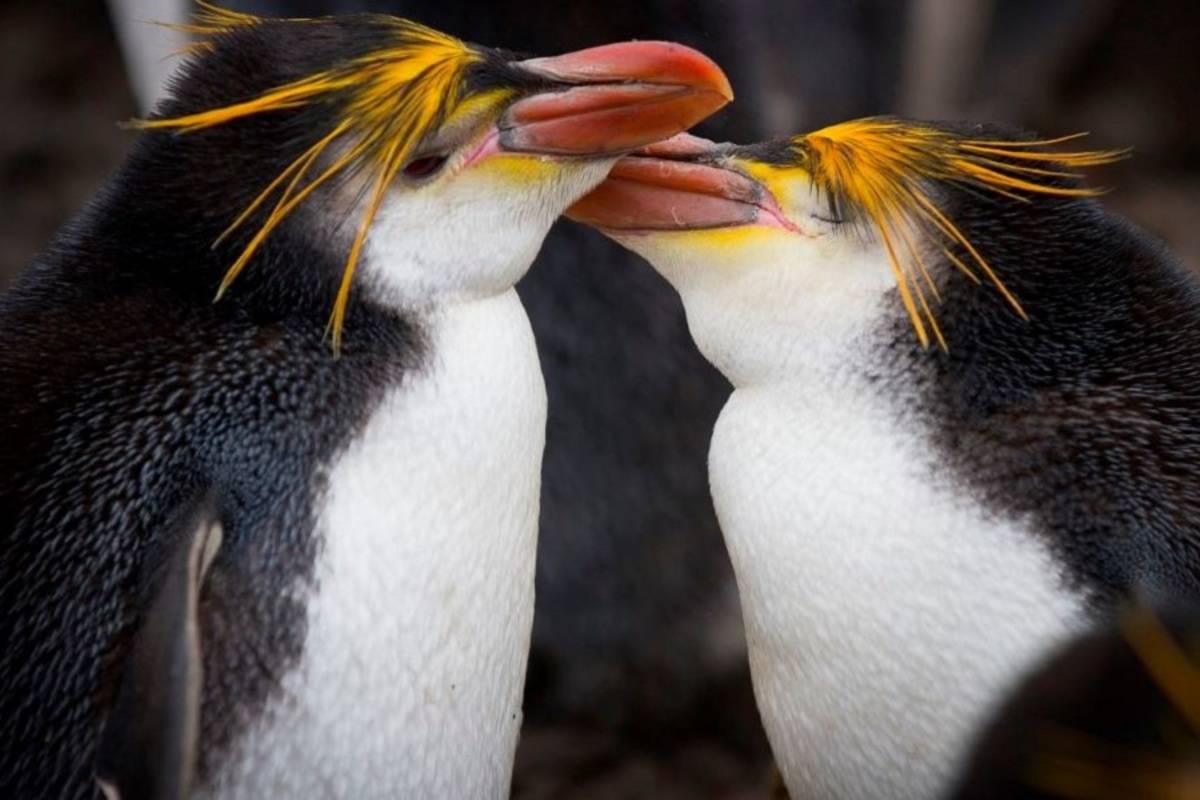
[203,289,546,799]
[710,373,1088,800]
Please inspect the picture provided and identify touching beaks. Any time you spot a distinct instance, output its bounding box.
[566,133,797,233]
[494,42,733,158]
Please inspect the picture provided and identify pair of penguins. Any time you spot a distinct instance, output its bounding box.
[4,7,1200,800]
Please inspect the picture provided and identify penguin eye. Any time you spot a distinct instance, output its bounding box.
[402,154,449,180]
[811,213,844,225]
[812,194,845,226]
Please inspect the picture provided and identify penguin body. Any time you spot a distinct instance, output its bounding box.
[568,121,1200,798]
[2,254,422,797]
[0,9,730,796]
[638,214,1090,798]
[709,356,1086,798]
[202,291,546,797]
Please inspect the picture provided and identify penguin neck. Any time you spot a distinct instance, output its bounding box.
[630,228,895,390]
[353,157,613,310]
[357,202,544,311]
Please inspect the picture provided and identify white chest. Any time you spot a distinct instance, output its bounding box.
[205,290,546,799]
[710,378,1088,800]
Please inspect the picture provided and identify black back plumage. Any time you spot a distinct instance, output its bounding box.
[875,130,1200,605]
[0,21,426,797]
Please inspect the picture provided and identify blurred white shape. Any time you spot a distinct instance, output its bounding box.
[106,0,190,112]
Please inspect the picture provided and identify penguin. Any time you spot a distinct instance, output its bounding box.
[567,120,1200,799]
[0,5,731,798]
[950,605,1200,799]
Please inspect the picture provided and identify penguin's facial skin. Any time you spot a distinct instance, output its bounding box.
[136,7,731,345]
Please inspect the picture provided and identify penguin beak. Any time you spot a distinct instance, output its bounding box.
[496,42,733,157]
[566,134,796,232]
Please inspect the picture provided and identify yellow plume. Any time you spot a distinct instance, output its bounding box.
[153,0,278,50]
[134,4,491,352]
[794,118,1128,349]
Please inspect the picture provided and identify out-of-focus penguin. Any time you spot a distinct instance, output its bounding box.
[952,606,1200,799]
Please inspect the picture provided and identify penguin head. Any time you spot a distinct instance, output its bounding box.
[133,4,731,347]
[568,120,1124,382]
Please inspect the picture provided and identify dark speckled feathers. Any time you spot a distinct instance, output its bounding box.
[0,278,423,797]
[0,11,432,795]
[873,159,1200,607]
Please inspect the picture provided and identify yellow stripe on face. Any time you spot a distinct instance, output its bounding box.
[672,226,785,250]
[444,88,516,127]
[470,153,562,184]
[611,226,793,266]
[739,159,805,191]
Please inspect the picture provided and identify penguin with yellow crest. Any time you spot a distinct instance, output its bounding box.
[0,5,731,797]
[570,119,1200,798]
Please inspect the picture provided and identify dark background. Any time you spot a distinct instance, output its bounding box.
[3,1,1198,797]
[5,0,1198,291]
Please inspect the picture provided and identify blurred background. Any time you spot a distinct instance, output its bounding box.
[6,0,1198,290]
[2,1,1197,797]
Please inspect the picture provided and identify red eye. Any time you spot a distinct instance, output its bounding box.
[403,154,448,179]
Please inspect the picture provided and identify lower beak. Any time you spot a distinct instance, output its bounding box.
[567,134,792,232]
[498,42,733,157]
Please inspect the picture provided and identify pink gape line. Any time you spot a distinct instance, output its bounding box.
[462,128,502,170]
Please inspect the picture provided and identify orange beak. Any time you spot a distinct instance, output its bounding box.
[567,134,796,232]
[497,42,733,157]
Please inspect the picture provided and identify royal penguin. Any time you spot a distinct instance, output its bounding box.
[568,120,1200,798]
[0,5,731,798]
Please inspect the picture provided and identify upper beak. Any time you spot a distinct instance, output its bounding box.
[566,134,795,232]
[498,42,733,157]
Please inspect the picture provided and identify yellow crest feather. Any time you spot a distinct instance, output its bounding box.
[794,118,1128,349]
[154,0,277,50]
[134,4,492,352]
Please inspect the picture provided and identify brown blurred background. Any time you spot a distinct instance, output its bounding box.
[2,1,1197,797]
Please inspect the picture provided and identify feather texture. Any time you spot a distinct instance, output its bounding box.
[135,4,493,350]
[792,118,1127,348]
